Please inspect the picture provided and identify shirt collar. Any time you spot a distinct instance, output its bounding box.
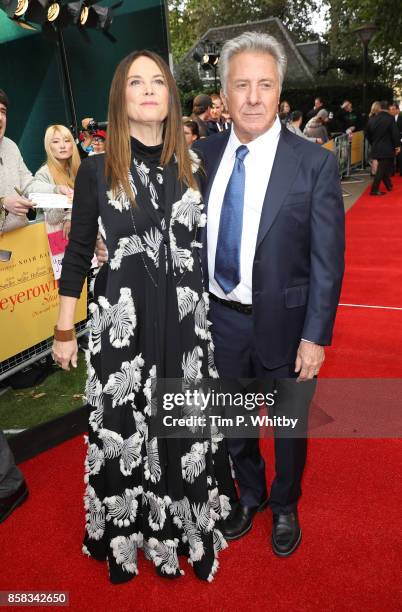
[227,115,281,157]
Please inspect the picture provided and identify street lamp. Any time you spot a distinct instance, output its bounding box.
[193,41,221,91]
[353,23,378,123]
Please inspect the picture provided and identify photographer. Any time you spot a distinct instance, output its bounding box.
[78,117,107,158]
[0,89,34,234]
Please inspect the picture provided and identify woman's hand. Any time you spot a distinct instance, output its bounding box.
[95,234,108,265]
[63,220,71,240]
[56,185,74,199]
[52,339,78,371]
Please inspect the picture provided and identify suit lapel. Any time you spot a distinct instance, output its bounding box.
[256,128,301,249]
[200,131,231,278]
[204,130,231,209]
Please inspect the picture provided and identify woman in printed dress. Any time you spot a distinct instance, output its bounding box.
[52,50,236,584]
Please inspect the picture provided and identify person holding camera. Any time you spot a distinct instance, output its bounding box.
[88,129,106,155]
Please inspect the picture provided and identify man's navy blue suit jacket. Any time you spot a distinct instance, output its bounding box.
[193,125,345,369]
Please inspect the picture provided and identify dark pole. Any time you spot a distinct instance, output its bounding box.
[56,25,79,139]
[362,41,368,125]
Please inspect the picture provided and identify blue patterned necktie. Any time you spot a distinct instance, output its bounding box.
[214,144,249,294]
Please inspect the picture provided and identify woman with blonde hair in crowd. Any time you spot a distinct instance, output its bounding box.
[27,124,81,237]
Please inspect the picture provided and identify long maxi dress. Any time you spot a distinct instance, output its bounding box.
[59,138,235,584]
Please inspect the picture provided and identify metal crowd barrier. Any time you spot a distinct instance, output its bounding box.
[0,320,88,382]
[0,219,93,382]
[322,131,366,196]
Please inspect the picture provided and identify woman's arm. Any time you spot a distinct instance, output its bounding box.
[52,296,78,370]
[53,157,100,369]
[58,157,99,297]
[26,165,56,194]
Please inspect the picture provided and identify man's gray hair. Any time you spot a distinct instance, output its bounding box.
[219,32,287,93]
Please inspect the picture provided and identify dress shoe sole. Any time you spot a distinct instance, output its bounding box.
[0,488,29,524]
[272,528,302,557]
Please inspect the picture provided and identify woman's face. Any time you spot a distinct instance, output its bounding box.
[49,131,73,161]
[125,56,169,127]
[282,101,290,113]
[183,125,197,147]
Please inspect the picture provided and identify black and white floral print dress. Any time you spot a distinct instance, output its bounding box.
[59,138,236,584]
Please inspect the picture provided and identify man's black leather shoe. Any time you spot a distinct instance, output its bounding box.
[370,191,386,196]
[220,497,269,540]
[271,511,302,557]
[0,481,29,524]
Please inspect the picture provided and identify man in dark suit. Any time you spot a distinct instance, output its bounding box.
[194,32,345,557]
[207,93,230,134]
[305,96,325,122]
[389,102,402,176]
[366,100,400,195]
[190,93,213,138]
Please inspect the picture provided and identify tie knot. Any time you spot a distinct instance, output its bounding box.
[235,145,249,162]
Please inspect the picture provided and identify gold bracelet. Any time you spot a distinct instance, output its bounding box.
[54,326,76,342]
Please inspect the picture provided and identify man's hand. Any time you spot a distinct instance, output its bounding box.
[3,194,33,216]
[56,185,74,198]
[95,234,108,265]
[294,340,325,381]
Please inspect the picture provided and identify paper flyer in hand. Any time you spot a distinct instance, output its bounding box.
[30,193,72,208]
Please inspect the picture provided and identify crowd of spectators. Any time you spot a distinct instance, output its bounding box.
[181,90,401,197]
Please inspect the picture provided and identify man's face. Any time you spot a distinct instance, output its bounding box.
[389,105,399,117]
[314,98,322,109]
[222,51,280,143]
[211,98,223,121]
[0,103,7,140]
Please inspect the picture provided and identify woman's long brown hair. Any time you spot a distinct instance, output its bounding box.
[105,50,196,200]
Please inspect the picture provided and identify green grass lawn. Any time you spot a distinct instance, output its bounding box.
[0,353,87,431]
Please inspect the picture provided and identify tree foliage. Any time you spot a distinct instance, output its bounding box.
[322,0,401,87]
[168,0,401,89]
[168,0,318,63]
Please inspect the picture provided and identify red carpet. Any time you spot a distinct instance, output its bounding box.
[323,175,402,377]
[1,178,402,611]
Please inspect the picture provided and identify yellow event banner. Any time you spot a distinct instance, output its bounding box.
[0,222,87,362]
[351,130,364,166]
[322,139,335,152]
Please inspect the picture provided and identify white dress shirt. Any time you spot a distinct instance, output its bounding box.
[208,116,281,304]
